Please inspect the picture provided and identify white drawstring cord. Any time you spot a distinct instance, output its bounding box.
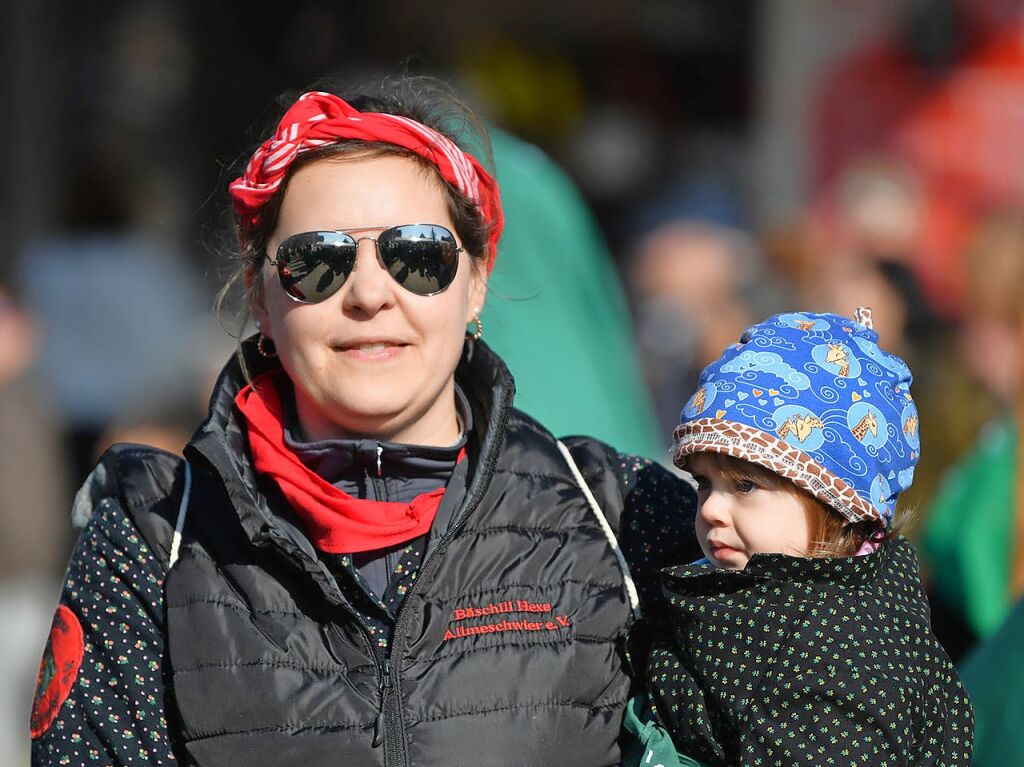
[557,441,641,620]
[168,462,192,568]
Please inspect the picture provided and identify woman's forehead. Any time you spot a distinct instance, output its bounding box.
[278,155,453,231]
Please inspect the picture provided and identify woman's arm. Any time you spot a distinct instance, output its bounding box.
[32,498,176,766]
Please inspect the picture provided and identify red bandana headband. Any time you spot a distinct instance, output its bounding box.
[229,91,504,271]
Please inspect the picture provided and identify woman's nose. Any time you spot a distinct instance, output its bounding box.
[341,241,395,315]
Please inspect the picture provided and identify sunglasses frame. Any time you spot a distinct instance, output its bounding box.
[267,223,464,304]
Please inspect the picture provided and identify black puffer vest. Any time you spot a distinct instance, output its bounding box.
[127,340,638,766]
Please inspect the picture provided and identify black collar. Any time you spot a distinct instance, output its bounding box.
[280,382,472,481]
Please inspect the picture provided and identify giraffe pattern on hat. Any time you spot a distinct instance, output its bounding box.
[674,417,877,523]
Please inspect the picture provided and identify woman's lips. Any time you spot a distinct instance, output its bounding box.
[336,340,409,361]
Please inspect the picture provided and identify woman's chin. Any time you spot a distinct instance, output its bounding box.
[321,405,410,440]
[310,393,463,444]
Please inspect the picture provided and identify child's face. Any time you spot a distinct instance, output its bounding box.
[688,452,811,570]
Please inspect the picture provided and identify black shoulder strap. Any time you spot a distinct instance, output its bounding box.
[73,444,187,572]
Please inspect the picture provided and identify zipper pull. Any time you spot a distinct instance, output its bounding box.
[376,443,383,477]
[372,658,391,748]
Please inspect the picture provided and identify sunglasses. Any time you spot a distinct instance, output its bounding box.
[267,223,463,303]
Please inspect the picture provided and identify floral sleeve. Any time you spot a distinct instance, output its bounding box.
[31,498,177,766]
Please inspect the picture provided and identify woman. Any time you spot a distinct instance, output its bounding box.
[31,79,699,767]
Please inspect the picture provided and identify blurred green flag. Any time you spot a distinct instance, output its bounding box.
[960,594,1024,767]
[481,130,664,460]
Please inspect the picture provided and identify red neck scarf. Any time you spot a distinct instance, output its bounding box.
[235,371,457,554]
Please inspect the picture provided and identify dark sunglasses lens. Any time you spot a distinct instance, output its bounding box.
[378,224,460,295]
[275,232,356,302]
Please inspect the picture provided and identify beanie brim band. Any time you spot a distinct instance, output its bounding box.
[674,418,884,526]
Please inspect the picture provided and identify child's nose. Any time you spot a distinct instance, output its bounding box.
[698,493,729,526]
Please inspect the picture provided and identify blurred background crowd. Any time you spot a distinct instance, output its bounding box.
[3,0,1024,763]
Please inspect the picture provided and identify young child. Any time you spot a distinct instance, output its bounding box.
[624,310,974,767]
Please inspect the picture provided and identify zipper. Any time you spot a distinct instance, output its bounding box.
[368,450,393,577]
[372,657,392,747]
[361,448,395,752]
[370,447,387,506]
[381,403,512,767]
[279,557,387,754]
[322,588,391,753]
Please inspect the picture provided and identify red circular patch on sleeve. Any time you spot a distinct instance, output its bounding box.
[31,604,84,739]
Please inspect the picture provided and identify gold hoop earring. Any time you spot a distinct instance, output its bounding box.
[467,317,483,341]
[258,334,278,358]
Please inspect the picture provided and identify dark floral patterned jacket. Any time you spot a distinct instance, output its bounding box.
[647,537,974,766]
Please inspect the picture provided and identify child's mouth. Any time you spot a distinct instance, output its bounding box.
[709,542,742,561]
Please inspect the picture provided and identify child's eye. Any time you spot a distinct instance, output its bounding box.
[691,474,710,492]
[736,479,757,493]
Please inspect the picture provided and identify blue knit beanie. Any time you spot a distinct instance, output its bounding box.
[674,309,918,526]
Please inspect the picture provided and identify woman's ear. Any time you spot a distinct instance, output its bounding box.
[465,260,488,324]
